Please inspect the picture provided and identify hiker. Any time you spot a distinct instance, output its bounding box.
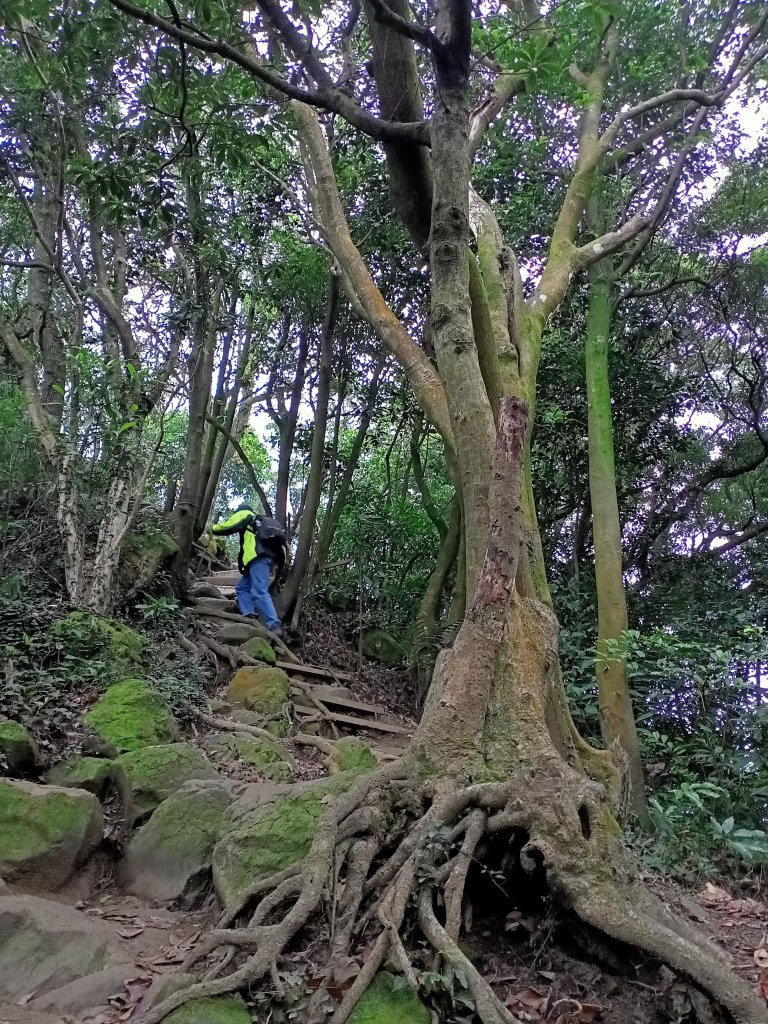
[212,504,288,637]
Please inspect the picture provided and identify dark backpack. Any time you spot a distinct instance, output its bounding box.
[254,516,287,546]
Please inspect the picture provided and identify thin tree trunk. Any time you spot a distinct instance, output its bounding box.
[413,493,461,706]
[275,326,310,524]
[196,289,239,530]
[172,168,220,586]
[300,353,385,609]
[585,253,650,827]
[28,183,65,427]
[197,309,255,529]
[278,272,340,614]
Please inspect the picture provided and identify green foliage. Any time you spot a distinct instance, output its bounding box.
[323,415,452,647]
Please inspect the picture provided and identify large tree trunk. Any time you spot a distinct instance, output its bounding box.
[585,253,650,827]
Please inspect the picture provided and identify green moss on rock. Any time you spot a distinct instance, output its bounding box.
[361,629,405,667]
[240,636,277,665]
[54,613,148,679]
[0,719,39,771]
[44,757,120,797]
[165,996,251,1024]
[203,733,291,782]
[119,781,234,902]
[0,780,102,889]
[116,743,221,823]
[348,973,430,1024]
[227,666,290,715]
[327,737,376,776]
[119,531,178,598]
[85,679,178,753]
[212,773,359,910]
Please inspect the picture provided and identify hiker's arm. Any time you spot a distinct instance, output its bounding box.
[211,510,253,536]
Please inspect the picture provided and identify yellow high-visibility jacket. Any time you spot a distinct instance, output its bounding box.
[211,506,259,574]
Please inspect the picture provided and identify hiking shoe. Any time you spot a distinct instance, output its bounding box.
[271,625,284,639]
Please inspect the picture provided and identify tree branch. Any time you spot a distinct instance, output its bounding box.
[204,413,272,516]
[108,0,429,146]
[573,212,649,271]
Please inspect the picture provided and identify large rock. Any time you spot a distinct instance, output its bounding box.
[115,743,221,824]
[348,972,429,1024]
[44,756,126,798]
[0,721,39,773]
[53,612,148,680]
[0,781,102,890]
[165,996,251,1024]
[226,666,290,715]
[119,530,178,599]
[202,733,291,782]
[240,636,276,665]
[119,780,235,903]
[212,775,357,911]
[85,679,179,753]
[361,628,406,667]
[0,895,129,1002]
[217,622,265,646]
[30,964,131,1017]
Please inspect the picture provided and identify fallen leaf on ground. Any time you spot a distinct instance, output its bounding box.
[118,927,145,939]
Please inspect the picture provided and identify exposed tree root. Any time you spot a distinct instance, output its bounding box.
[139,754,767,1024]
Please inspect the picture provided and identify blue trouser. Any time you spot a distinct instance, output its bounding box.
[235,556,280,629]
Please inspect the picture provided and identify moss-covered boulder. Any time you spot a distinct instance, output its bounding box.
[44,757,126,799]
[165,996,251,1024]
[348,973,429,1024]
[53,612,148,680]
[202,733,291,782]
[361,629,406,667]
[0,719,39,772]
[240,636,277,665]
[85,679,178,753]
[115,743,221,824]
[0,780,102,890]
[227,666,290,715]
[119,780,235,903]
[119,530,178,599]
[327,737,376,776]
[212,774,358,910]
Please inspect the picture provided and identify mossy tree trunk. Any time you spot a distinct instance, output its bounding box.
[585,247,650,827]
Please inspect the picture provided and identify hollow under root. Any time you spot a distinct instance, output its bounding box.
[140,757,768,1024]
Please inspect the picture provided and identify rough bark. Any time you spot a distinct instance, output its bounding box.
[428,4,495,598]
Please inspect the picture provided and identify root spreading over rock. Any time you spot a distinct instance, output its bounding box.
[140,753,767,1024]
